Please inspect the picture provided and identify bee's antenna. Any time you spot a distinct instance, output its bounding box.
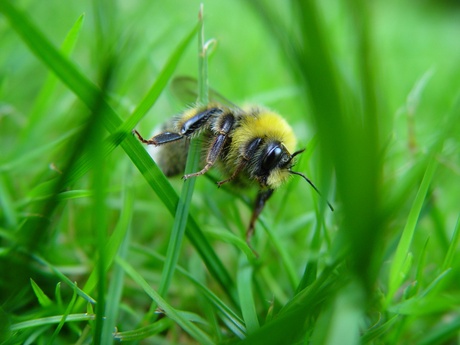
[291,149,305,158]
[290,170,334,211]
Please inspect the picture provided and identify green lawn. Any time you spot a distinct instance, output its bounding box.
[1,0,459,344]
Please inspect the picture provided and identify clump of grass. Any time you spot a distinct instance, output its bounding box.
[1,0,460,344]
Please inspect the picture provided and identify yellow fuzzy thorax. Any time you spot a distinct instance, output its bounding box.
[232,109,297,153]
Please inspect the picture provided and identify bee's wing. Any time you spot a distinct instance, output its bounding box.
[171,76,241,109]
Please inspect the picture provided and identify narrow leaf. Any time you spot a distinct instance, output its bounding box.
[30,279,52,307]
[387,158,437,302]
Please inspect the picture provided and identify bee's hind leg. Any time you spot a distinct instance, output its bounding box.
[183,113,235,180]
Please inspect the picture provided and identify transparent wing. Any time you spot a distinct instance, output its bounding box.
[171,76,240,109]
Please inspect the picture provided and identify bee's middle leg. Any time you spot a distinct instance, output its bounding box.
[183,114,235,180]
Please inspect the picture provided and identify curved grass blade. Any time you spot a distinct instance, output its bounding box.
[10,313,95,331]
[387,158,438,304]
[157,6,209,304]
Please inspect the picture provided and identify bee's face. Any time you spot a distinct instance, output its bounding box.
[256,141,294,189]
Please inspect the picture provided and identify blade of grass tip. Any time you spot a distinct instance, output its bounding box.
[30,279,52,307]
[55,282,63,309]
[117,257,214,345]
[387,158,438,304]
[30,254,96,305]
[0,1,236,305]
[156,4,208,301]
[237,255,260,335]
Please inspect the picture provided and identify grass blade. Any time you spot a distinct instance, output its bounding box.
[157,4,208,301]
[10,314,95,331]
[387,158,437,303]
[442,215,460,271]
[30,279,52,307]
[237,256,260,335]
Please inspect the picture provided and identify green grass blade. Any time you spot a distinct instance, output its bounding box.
[237,256,260,335]
[101,171,133,343]
[387,158,437,303]
[113,318,173,342]
[30,254,96,305]
[158,7,208,302]
[442,215,460,271]
[47,286,78,345]
[117,257,214,345]
[30,279,52,307]
[10,313,95,331]
[89,68,113,345]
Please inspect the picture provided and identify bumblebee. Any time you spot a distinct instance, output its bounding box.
[134,80,333,249]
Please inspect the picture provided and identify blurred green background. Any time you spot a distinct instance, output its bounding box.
[1,0,459,344]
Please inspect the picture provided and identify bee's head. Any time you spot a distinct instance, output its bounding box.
[257,142,334,211]
[256,141,299,189]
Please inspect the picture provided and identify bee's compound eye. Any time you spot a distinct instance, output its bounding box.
[262,145,283,171]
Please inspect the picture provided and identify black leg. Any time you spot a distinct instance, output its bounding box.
[183,113,235,179]
[246,189,274,254]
